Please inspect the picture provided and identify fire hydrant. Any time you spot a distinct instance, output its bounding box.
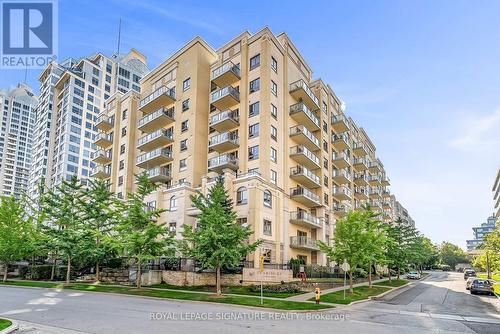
[315,287,321,304]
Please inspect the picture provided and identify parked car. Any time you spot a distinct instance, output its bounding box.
[470,279,495,296]
[464,269,476,280]
[406,271,421,279]
[466,277,475,290]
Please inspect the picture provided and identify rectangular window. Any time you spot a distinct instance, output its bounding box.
[270,147,277,163]
[249,78,260,93]
[271,170,277,184]
[118,176,123,186]
[179,158,187,170]
[182,99,190,111]
[119,160,124,170]
[120,144,125,154]
[121,127,127,137]
[249,102,260,117]
[271,56,278,72]
[249,123,260,138]
[180,139,188,151]
[271,80,277,96]
[263,219,272,236]
[250,54,260,70]
[271,125,277,141]
[183,78,191,91]
[248,145,259,160]
[271,104,277,119]
[181,120,189,132]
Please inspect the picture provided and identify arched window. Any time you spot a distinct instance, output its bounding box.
[237,187,248,205]
[170,196,178,210]
[263,189,272,207]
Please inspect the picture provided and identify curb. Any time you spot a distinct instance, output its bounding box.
[0,319,18,334]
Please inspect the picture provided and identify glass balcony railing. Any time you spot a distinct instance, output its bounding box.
[289,125,320,148]
[136,148,172,165]
[289,102,320,128]
[332,169,352,181]
[290,211,321,227]
[211,86,240,103]
[290,186,320,203]
[139,85,176,109]
[289,79,319,107]
[209,132,239,146]
[290,236,319,249]
[290,166,320,185]
[209,109,239,126]
[289,145,320,166]
[147,166,171,179]
[208,154,238,169]
[333,186,352,197]
[138,128,173,147]
[138,107,174,128]
[211,61,241,80]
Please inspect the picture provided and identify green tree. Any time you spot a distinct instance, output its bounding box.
[78,179,121,282]
[41,176,84,284]
[439,241,467,269]
[119,173,174,289]
[318,210,368,293]
[0,196,35,282]
[362,206,386,288]
[180,176,261,295]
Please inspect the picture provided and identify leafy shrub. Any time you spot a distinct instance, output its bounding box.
[249,283,301,294]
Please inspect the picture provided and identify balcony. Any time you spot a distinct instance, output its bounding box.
[354,173,369,186]
[289,125,320,151]
[382,201,391,209]
[289,145,320,170]
[332,169,352,185]
[147,166,171,183]
[289,79,320,111]
[332,186,352,201]
[94,132,113,148]
[332,152,351,169]
[369,201,382,211]
[289,102,320,131]
[333,204,349,218]
[90,165,111,179]
[289,211,322,229]
[96,115,114,131]
[332,134,350,151]
[381,177,391,186]
[209,132,239,153]
[139,86,176,114]
[290,166,321,189]
[290,186,321,207]
[354,187,368,200]
[209,109,239,132]
[383,212,392,221]
[208,153,238,172]
[136,148,173,168]
[211,86,240,110]
[368,174,381,186]
[382,190,391,198]
[352,142,368,157]
[137,129,174,152]
[353,158,368,172]
[186,206,202,217]
[369,189,382,199]
[138,107,175,133]
[331,115,349,133]
[211,61,241,87]
[368,162,381,173]
[91,149,112,165]
[290,236,319,251]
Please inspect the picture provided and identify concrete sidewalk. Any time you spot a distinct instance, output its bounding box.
[286,276,401,301]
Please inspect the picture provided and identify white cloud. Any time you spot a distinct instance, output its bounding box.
[448,107,500,151]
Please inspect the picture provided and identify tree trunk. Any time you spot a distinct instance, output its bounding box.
[397,267,400,280]
[368,262,372,288]
[388,267,392,282]
[349,270,353,293]
[66,255,71,285]
[2,262,8,282]
[96,262,100,282]
[50,250,58,281]
[216,266,221,295]
[136,258,142,289]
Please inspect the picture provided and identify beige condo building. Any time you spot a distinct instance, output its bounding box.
[93,28,399,266]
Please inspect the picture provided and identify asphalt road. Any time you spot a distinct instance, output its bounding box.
[0,271,498,334]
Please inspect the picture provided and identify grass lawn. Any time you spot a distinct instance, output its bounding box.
[493,284,500,295]
[148,284,305,299]
[0,319,12,330]
[374,279,409,287]
[0,280,331,311]
[312,286,391,305]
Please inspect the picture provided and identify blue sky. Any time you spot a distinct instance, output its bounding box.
[2,0,500,248]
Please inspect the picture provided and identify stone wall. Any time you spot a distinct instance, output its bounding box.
[100,268,131,285]
[161,271,243,286]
